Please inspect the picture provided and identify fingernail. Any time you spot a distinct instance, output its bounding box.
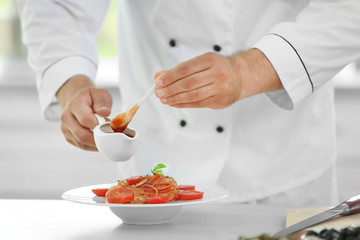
[155,78,164,87]
[161,98,168,104]
[98,106,110,113]
[156,89,165,97]
[154,70,166,79]
[154,71,162,79]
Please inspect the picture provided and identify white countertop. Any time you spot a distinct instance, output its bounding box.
[0,199,287,240]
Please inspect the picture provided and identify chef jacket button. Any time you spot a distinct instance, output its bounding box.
[213,45,221,52]
[180,120,187,127]
[169,39,176,47]
[216,126,224,133]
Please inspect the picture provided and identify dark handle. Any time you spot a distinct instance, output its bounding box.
[343,194,360,215]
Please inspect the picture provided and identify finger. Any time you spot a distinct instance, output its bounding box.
[155,70,214,99]
[153,70,166,80]
[170,96,219,109]
[61,119,98,151]
[63,128,98,151]
[90,88,112,117]
[71,103,99,130]
[62,112,97,148]
[160,83,215,106]
[71,123,97,149]
[155,53,215,88]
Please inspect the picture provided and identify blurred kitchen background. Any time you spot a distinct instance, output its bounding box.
[1,1,359,202]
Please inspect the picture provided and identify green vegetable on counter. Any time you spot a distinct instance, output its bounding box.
[239,234,295,240]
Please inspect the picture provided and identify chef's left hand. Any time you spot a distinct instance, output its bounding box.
[154,48,283,109]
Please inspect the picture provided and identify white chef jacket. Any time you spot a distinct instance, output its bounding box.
[17,0,360,203]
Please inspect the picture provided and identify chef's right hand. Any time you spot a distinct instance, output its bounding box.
[56,75,112,151]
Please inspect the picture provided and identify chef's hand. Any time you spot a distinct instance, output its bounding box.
[154,48,283,109]
[56,75,112,151]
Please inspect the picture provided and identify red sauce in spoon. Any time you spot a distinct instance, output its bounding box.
[110,104,140,133]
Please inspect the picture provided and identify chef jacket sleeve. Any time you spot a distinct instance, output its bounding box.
[253,0,360,110]
[16,0,111,120]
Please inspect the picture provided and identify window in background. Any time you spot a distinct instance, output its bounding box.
[95,0,118,87]
[0,0,24,59]
[95,1,117,59]
[0,0,30,86]
[0,0,118,87]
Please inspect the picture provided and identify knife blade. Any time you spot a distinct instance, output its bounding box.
[272,194,360,238]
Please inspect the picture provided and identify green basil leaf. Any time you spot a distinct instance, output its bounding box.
[151,163,167,176]
[153,163,166,171]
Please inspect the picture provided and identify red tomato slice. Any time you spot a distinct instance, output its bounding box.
[178,185,195,191]
[178,190,204,201]
[106,188,134,204]
[126,176,147,185]
[146,195,172,204]
[157,185,173,193]
[91,188,108,197]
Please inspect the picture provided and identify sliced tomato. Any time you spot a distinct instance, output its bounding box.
[126,176,147,185]
[157,185,173,193]
[178,185,195,191]
[146,195,172,204]
[178,190,204,201]
[91,188,108,197]
[106,187,134,204]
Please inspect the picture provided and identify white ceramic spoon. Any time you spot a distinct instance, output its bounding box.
[110,84,156,133]
[93,84,156,162]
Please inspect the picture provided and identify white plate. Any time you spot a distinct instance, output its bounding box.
[62,183,229,225]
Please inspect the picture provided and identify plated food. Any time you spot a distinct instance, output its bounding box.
[91,163,204,204]
[62,176,228,225]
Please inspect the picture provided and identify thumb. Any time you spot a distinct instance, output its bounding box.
[90,88,112,117]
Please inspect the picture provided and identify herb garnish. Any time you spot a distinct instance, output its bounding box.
[151,163,167,176]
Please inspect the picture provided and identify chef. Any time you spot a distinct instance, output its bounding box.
[17,0,360,206]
